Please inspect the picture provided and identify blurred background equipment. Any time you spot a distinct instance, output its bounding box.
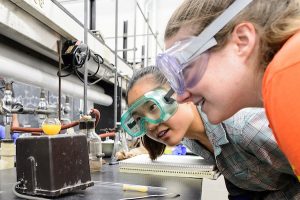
[79,114,104,172]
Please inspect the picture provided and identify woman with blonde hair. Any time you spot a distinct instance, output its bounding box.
[156,0,300,180]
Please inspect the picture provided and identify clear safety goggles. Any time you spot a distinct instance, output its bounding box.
[121,89,177,138]
[156,0,253,95]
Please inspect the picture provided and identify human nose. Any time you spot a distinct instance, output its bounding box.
[176,90,192,103]
[146,122,158,132]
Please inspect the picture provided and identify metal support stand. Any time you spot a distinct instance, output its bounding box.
[83,0,89,115]
[57,40,62,120]
[123,21,128,61]
[114,0,119,128]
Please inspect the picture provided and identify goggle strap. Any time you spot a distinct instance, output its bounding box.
[164,88,175,104]
[183,0,253,62]
[180,38,217,65]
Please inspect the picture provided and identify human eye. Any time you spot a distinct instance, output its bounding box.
[182,65,193,80]
[132,112,142,122]
[133,115,141,122]
[148,103,158,113]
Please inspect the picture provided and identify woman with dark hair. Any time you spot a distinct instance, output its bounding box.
[121,66,300,200]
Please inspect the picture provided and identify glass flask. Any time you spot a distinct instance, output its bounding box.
[79,117,103,172]
[2,82,13,127]
[110,122,128,164]
[42,117,61,135]
[38,89,48,126]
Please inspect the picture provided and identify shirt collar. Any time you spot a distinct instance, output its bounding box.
[198,106,229,156]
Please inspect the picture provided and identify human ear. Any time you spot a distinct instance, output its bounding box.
[231,22,257,58]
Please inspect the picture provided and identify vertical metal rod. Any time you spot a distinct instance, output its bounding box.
[155,33,158,56]
[90,0,96,30]
[83,0,88,114]
[104,33,154,39]
[141,45,145,68]
[57,40,62,120]
[136,2,163,51]
[153,0,158,56]
[114,0,119,128]
[123,21,128,61]
[119,76,122,116]
[133,0,137,69]
[146,11,149,67]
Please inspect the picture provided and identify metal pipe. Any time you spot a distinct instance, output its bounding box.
[123,21,128,61]
[114,0,119,128]
[11,121,79,133]
[84,0,89,114]
[141,45,145,68]
[120,76,123,114]
[117,48,137,52]
[57,40,62,120]
[136,2,163,51]
[155,32,158,56]
[126,56,153,61]
[152,0,158,56]
[11,108,100,133]
[0,58,112,106]
[104,33,155,39]
[133,0,137,69]
[90,0,96,30]
[146,11,149,67]
[10,108,56,115]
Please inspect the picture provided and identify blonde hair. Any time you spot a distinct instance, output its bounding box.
[165,0,300,67]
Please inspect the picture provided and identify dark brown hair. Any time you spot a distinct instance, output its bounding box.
[126,66,169,160]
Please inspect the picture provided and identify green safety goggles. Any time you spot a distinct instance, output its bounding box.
[121,89,178,138]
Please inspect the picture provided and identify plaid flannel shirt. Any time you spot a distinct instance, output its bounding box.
[183,108,300,200]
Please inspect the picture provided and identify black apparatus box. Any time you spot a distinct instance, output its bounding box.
[15,134,94,197]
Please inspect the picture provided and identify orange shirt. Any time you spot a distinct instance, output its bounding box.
[263,31,300,181]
